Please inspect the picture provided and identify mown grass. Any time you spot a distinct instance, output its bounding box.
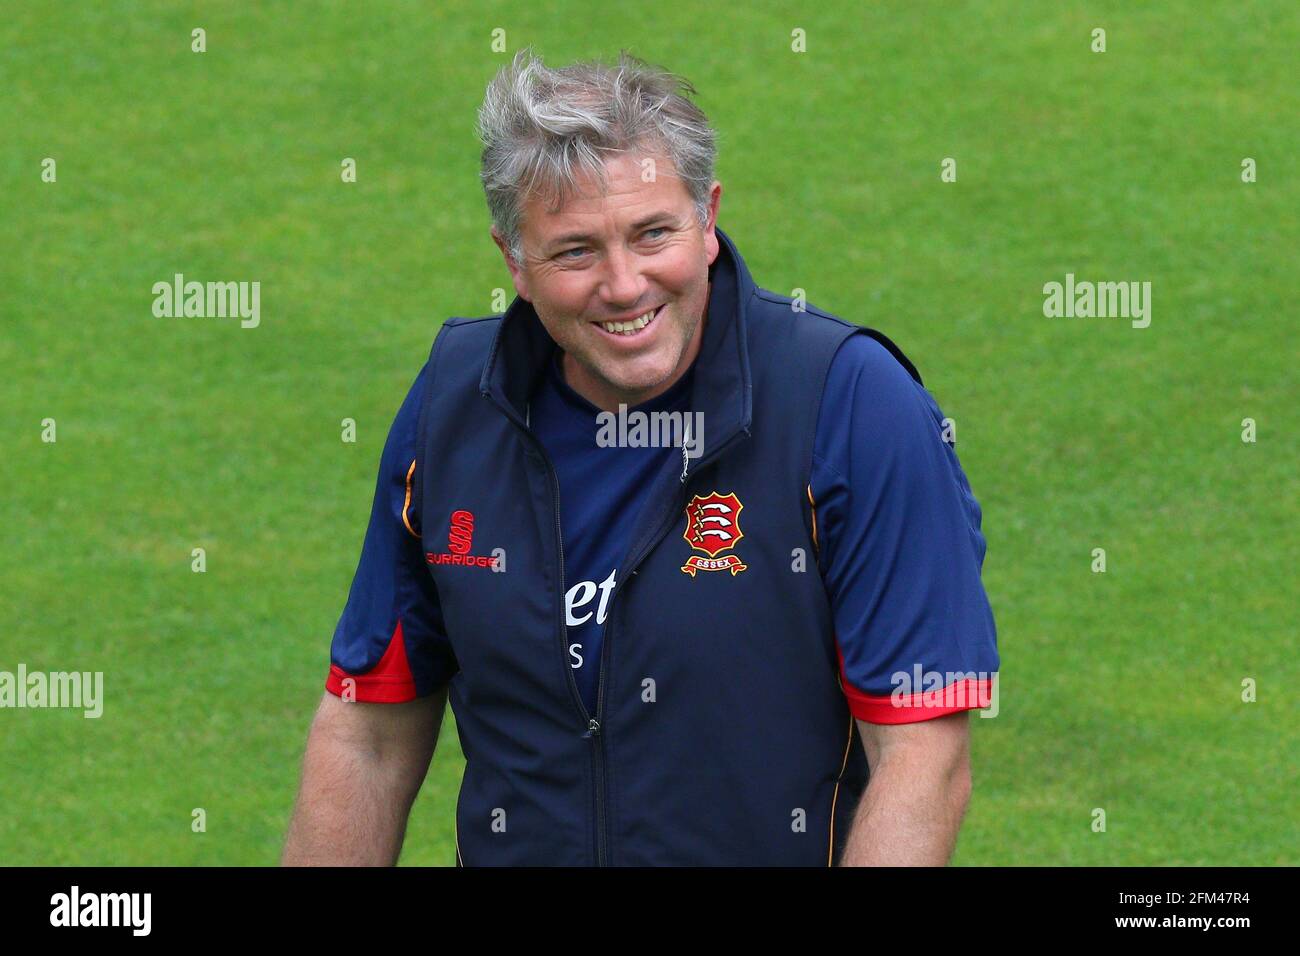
[1,0,1295,865]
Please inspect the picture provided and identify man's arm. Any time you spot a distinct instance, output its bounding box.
[810,334,996,866]
[838,712,972,867]
[282,688,448,866]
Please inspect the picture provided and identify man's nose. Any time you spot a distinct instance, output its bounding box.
[598,244,649,310]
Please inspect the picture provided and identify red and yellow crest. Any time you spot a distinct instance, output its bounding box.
[681,491,747,576]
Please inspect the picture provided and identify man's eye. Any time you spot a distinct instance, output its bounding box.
[556,230,665,260]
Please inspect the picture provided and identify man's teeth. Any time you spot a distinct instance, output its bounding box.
[600,306,659,335]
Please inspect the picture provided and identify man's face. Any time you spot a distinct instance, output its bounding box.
[493,149,721,411]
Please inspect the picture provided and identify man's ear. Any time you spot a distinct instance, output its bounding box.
[702,181,723,266]
[490,226,531,302]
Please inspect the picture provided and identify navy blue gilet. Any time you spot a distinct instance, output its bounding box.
[414,225,922,865]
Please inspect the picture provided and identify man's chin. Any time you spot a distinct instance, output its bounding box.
[600,361,681,400]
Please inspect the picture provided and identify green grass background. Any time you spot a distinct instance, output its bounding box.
[2,0,1295,865]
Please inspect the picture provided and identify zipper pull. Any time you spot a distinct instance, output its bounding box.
[583,718,601,738]
[679,419,693,483]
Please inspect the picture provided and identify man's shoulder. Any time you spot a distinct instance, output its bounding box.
[748,286,924,388]
[434,313,504,351]
[394,315,505,525]
[390,316,504,444]
[826,329,921,391]
[816,328,955,476]
[749,286,860,337]
[441,314,503,330]
[417,314,505,382]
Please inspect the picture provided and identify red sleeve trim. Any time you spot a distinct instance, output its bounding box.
[836,643,992,724]
[325,619,419,703]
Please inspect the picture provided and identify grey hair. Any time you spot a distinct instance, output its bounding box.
[477,47,718,265]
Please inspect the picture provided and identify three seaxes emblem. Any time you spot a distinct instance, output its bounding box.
[681,491,748,576]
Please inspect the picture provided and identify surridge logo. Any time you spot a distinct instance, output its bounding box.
[681,491,747,576]
[426,509,502,570]
[447,509,474,554]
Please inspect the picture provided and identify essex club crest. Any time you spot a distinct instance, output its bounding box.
[681,491,748,576]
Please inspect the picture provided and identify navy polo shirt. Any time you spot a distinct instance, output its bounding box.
[529,346,697,714]
[327,329,998,721]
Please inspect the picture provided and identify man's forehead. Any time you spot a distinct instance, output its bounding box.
[523,153,691,243]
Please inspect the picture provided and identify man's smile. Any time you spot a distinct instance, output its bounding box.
[589,301,668,342]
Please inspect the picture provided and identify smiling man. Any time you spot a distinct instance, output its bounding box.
[283,48,1000,867]
[506,151,713,413]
